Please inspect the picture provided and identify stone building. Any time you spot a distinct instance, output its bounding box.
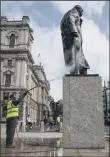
[1,16,50,131]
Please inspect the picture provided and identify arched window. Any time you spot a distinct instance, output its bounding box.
[9,34,15,48]
[3,92,9,100]
[5,74,11,87]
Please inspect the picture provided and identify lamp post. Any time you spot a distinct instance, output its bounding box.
[105,83,108,116]
[103,81,108,117]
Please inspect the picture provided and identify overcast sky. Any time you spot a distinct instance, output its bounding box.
[1,1,109,101]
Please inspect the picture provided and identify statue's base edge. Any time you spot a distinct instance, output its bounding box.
[65,74,99,77]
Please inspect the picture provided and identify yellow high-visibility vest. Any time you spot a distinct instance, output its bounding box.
[6,100,19,119]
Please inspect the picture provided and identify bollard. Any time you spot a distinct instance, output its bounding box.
[41,121,44,132]
[60,122,63,132]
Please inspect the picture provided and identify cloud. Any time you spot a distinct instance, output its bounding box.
[1,1,109,101]
[51,1,106,16]
[106,27,109,39]
[31,17,109,100]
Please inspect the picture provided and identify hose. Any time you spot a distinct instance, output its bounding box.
[15,126,57,147]
[15,127,40,146]
[27,84,40,92]
[1,126,58,155]
[1,84,61,155]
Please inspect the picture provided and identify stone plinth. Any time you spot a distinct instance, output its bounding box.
[63,75,105,148]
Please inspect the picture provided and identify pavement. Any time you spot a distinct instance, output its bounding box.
[1,139,109,156]
[1,132,110,156]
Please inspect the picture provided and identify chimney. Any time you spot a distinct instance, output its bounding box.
[22,16,30,24]
[1,16,8,24]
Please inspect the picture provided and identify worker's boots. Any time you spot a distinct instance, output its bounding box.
[6,144,15,148]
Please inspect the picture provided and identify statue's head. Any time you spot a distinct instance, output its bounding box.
[73,5,83,17]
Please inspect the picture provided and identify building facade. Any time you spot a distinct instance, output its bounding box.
[1,16,50,131]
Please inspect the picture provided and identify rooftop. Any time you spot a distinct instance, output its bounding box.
[1,16,34,40]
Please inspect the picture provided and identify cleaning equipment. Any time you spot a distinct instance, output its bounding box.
[26,84,41,93]
[15,84,41,145]
[1,85,62,155]
[14,83,59,147]
[16,125,57,147]
[3,84,41,147]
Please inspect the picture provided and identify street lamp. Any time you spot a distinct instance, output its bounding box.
[103,81,108,117]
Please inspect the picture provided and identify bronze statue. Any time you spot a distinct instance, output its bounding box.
[60,5,90,75]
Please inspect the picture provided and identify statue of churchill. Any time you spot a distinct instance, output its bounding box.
[60,5,90,74]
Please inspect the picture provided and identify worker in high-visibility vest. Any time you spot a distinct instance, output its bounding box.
[56,116,60,131]
[6,91,28,148]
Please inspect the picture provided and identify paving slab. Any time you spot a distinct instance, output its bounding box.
[79,151,109,157]
[1,138,109,157]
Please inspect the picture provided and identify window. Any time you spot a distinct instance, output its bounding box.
[3,92,9,100]
[5,74,11,87]
[9,34,15,48]
[28,36,30,46]
[2,105,7,117]
[8,60,12,66]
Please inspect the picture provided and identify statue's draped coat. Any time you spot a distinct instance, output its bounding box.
[60,8,90,73]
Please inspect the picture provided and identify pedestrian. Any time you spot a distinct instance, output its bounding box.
[44,117,47,125]
[56,115,61,131]
[27,115,32,130]
[49,117,53,129]
[6,90,28,148]
[57,116,60,124]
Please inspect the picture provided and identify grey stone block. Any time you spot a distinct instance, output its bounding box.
[63,76,105,148]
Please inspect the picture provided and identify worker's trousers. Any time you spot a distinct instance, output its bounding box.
[6,117,18,145]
